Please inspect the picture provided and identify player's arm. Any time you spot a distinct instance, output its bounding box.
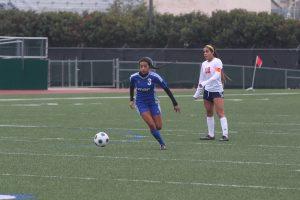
[129,76,135,109]
[199,61,222,88]
[193,64,204,99]
[156,75,180,113]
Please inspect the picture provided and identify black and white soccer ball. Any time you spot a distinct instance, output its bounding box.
[94,132,109,147]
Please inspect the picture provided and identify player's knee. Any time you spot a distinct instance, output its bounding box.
[156,125,162,130]
[148,123,157,130]
[206,110,214,117]
[217,111,225,118]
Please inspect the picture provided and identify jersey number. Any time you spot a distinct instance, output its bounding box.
[147,78,152,86]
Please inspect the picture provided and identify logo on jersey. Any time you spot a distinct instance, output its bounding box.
[205,67,211,74]
[137,88,151,92]
[147,78,152,86]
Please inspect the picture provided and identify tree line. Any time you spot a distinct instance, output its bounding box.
[0,2,299,48]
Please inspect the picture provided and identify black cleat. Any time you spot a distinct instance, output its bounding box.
[219,136,229,141]
[200,135,215,140]
[160,144,167,150]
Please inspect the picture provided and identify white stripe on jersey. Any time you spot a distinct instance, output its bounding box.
[150,72,163,82]
[130,72,139,81]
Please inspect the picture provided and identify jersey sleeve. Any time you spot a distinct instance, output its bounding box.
[152,73,168,89]
[213,59,223,72]
[198,63,205,87]
[129,75,135,87]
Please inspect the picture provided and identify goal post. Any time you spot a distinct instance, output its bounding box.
[0,36,49,90]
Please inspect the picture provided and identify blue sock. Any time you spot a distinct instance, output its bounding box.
[151,129,165,145]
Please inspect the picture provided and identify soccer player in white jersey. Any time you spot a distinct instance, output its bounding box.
[193,45,229,141]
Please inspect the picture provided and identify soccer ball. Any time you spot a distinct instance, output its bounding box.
[94,132,109,147]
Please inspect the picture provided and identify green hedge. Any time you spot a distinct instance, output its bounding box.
[0,3,299,48]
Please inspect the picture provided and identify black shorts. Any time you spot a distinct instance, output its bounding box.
[203,90,224,102]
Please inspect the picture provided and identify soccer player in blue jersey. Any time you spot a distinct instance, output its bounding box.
[129,57,180,150]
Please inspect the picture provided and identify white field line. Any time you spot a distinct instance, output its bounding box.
[5,123,296,136]
[1,136,300,150]
[0,124,238,134]
[0,92,299,102]
[114,178,300,191]
[0,174,299,191]
[237,122,300,126]
[0,173,96,181]
[0,151,299,167]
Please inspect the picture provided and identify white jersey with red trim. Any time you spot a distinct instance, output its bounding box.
[199,57,223,92]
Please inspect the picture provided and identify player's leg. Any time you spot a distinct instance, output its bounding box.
[150,102,162,130]
[141,112,165,148]
[153,115,162,130]
[200,90,215,140]
[200,99,215,140]
[148,102,166,149]
[214,97,229,141]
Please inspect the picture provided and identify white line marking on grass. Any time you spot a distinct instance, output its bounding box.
[73,103,84,106]
[114,178,300,191]
[12,103,41,107]
[0,92,299,102]
[0,173,298,191]
[249,144,300,149]
[0,173,96,181]
[1,151,300,167]
[256,131,299,135]
[256,98,270,101]
[9,103,59,107]
[0,124,49,128]
[238,122,300,126]
[0,124,238,134]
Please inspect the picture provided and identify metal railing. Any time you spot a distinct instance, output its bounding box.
[48,59,300,89]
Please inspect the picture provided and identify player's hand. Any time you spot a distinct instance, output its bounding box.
[129,101,135,109]
[174,105,180,113]
[193,87,203,99]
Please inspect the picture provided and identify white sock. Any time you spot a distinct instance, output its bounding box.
[220,117,228,137]
[206,116,215,137]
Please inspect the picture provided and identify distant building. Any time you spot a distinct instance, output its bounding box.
[0,0,115,12]
[149,0,272,15]
[271,0,300,19]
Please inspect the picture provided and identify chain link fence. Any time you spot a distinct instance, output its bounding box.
[48,59,300,89]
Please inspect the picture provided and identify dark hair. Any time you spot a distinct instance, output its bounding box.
[205,44,218,58]
[138,57,154,68]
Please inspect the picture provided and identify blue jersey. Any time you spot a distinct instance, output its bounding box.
[130,71,168,103]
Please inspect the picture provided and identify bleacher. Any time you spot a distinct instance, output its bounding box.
[0,0,115,12]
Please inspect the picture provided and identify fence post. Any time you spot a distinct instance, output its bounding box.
[285,69,288,89]
[115,58,120,89]
[91,61,93,87]
[48,60,51,88]
[61,60,64,87]
[68,59,71,87]
[242,66,245,89]
[75,58,78,87]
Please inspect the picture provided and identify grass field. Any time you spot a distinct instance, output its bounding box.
[0,89,300,200]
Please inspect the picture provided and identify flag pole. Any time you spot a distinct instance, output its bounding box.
[246,56,257,91]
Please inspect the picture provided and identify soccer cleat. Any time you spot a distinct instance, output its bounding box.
[219,136,229,141]
[200,135,215,140]
[160,144,167,150]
